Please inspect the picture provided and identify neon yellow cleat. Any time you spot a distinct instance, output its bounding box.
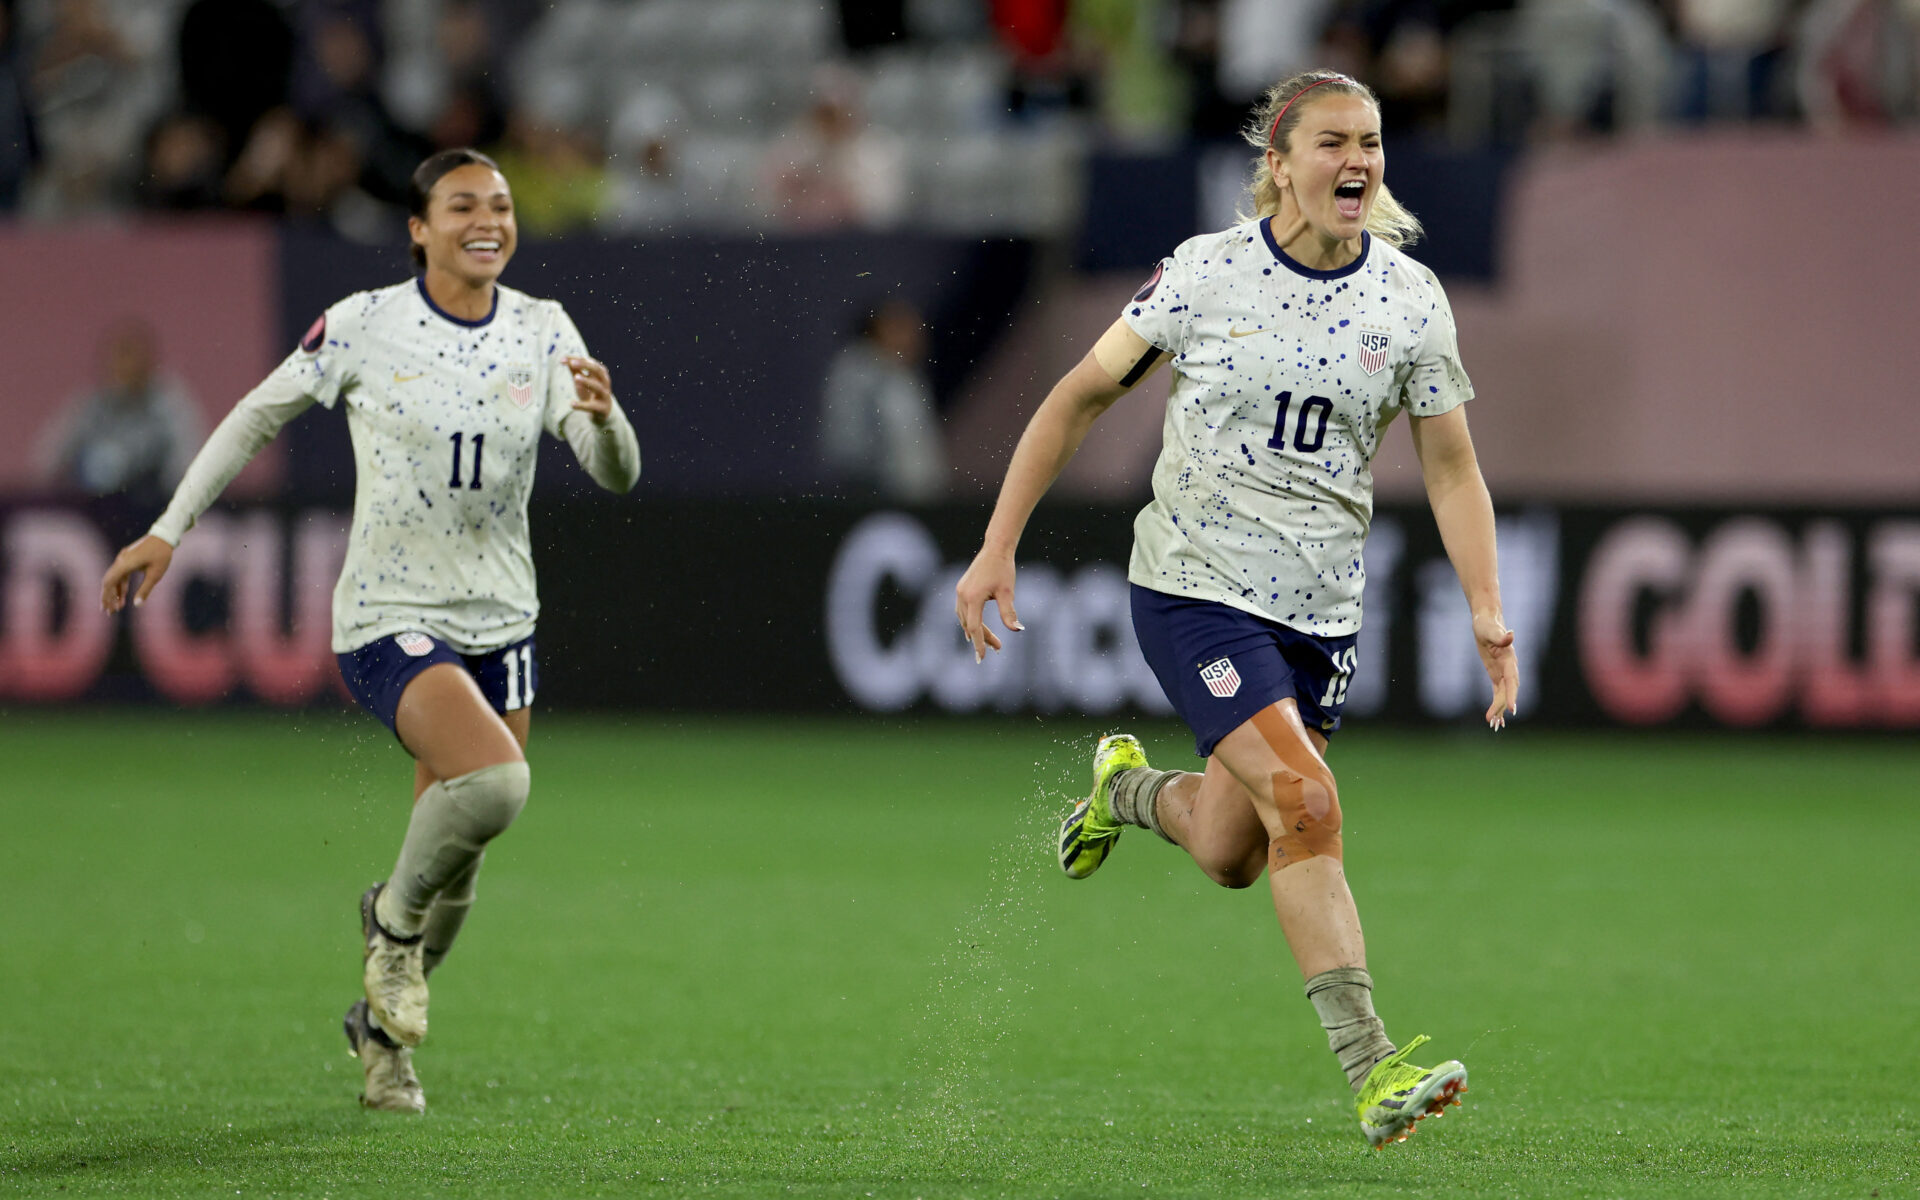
[1057,734,1147,879]
[1356,1035,1467,1148]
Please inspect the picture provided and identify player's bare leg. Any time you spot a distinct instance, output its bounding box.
[1208,701,1465,1145]
[1146,759,1269,888]
[362,666,529,1047]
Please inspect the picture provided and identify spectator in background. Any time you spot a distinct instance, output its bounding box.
[1518,0,1672,137]
[424,2,509,151]
[820,300,946,502]
[765,74,907,230]
[137,111,224,209]
[1796,0,1920,127]
[290,7,426,205]
[1667,0,1794,123]
[603,86,692,232]
[27,0,158,213]
[35,317,202,506]
[176,0,294,166]
[0,0,40,209]
[1216,0,1337,107]
[488,82,608,236]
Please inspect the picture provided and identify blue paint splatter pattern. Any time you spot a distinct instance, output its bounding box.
[1121,221,1472,636]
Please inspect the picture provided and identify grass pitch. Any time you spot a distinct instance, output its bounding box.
[1,711,1915,1199]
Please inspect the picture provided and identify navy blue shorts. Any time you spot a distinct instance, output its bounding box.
[337,631,538,738]
[1130,585,1358,757]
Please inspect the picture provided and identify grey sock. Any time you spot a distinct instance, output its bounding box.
[1109,767,1178,843]
[422,853,481,977]
[376,762,529,936]
[1305,967,1397,1092]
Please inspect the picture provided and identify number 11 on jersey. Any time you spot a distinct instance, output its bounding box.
[503,644,534,709]
[448,432,485,490]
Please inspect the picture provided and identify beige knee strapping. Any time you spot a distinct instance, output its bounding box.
[1250,708,1343,870]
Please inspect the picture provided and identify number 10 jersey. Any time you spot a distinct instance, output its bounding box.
[1122,222,1473,637]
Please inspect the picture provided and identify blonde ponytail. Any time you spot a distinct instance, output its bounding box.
[1236,71,1423,248]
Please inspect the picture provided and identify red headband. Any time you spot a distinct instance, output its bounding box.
[1267,76,1347,149]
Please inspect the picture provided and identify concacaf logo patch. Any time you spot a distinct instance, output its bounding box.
[505,363,535,410]
[395,632,435,657]
[1357,329,1391,376]
[1198,657,1241,699]
[1132,262,1165,303]
[299,314,327,354]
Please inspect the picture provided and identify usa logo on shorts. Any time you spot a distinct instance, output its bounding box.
[1357,329,1391,376]
[506,364,535,409]
[1199,657,1241,699]
[395,632,435,657]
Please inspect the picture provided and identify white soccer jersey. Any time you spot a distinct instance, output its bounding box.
[1123,221,1471,636]
[151,278,640,654]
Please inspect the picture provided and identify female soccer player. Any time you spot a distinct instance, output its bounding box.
[955,71,1516,1149]
[100,149,640,1114]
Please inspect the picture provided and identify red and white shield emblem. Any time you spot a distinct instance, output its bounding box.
[506,364,535,409]
[1199,657,1241,699]
[1357,330,1391,376]
[395,632,435,657]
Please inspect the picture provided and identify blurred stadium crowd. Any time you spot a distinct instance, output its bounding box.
[0,0,1915,239]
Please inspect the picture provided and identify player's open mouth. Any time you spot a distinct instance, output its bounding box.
[1334,179,1366,220]
[463,239,503,261]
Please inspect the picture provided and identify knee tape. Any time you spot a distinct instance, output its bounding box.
[1250,708,1342,870]
[441,761,530,845]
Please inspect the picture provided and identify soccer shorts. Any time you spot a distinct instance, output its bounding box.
[1130,585,1357,757]
[337,631,539,738]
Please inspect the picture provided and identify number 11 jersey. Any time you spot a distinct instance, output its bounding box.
[151,277,637,655]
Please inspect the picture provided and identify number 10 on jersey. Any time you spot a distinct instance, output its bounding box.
[1266,391,1332,454]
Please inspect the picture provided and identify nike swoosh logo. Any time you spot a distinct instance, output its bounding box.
[1227,327,1265,338]
[392,372,425,383]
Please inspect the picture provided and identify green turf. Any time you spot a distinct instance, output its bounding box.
[1,711,1916,1199]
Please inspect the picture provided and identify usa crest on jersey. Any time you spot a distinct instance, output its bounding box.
[505,363,535,409]
[1357,329,1391,376]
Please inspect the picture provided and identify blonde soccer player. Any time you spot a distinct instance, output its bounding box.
[955,71,1516,1149]
[101,149,640,1114]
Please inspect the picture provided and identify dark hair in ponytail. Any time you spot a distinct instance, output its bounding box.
[405,148,502,269]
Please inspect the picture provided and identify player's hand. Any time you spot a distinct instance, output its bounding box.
[1474,611,1519,730]
[954,548,1024,664]
[564,355,614,423]
[101,535,174,614]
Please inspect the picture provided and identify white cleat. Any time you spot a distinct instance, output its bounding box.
[360,884,429,1047]
[344,999,425,1113]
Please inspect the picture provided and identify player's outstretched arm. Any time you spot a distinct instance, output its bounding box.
[99,373,315,615]
[955,319,1165,662]
[1409,406,1518,728]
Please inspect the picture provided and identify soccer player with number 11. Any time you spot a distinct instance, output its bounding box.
[101,149,640,1114]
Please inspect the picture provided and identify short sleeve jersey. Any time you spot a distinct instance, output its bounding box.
[276,278,593,654]
[1123,221,1472,636]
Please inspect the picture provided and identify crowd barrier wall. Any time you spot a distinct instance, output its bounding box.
[4,499,1915,731]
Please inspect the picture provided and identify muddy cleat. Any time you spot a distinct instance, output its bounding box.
[1058,733,1147,879]
[360,883,428,1047]
[1356,1034,1467,1148]
[343,998,424,1113]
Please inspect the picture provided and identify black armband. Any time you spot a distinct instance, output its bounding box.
[1118,346,1165,388]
